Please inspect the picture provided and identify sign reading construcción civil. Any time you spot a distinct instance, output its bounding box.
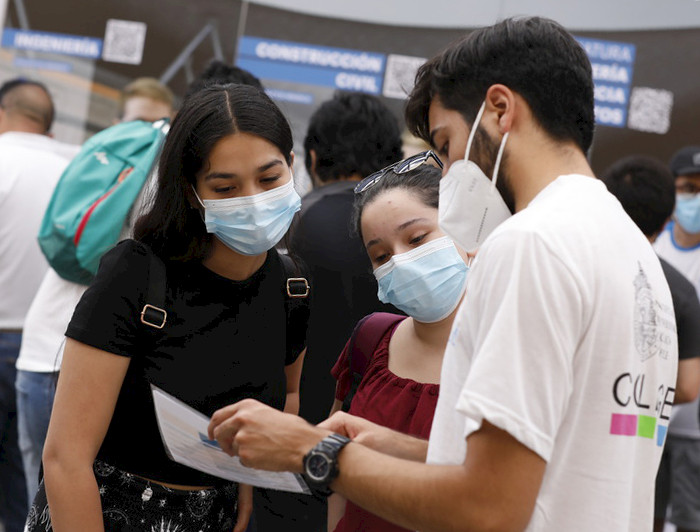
[1,28,103,59]
[576,36,636,128]
[237,36,386,95]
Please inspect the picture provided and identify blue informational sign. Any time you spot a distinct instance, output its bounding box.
[1,28,102,59]
[265,88,314,105]
[13,57,73,73]
[237,37,386,95]
[576,37,636,128]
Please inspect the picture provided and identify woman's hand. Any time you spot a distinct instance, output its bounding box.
[233,483,253,532]
[319,411,428,462]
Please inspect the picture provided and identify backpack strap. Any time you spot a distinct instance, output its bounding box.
[279,253,311,352]
[342,312,405,412]
[139,244,168,330]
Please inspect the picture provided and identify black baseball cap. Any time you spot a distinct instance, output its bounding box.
[670,146,700,177]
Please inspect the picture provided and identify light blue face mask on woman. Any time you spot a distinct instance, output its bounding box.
[374,236,469,323]
[675,193,700,234]
[195,178,301,256]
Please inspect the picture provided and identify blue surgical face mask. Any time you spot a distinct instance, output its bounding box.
[374,236,468,323]
[675,193,700,234]
[195,178,301,256]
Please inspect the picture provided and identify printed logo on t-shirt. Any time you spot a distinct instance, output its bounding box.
[610,373,672,447]
[607,263,676,447]
[633,263,674,362]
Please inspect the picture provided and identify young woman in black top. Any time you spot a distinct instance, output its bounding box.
[30,84,308,532]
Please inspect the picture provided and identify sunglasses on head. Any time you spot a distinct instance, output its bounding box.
[354,150,443,194]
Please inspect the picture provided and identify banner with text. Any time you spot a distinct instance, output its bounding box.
[576,37,636,128]
[237,36,386,96]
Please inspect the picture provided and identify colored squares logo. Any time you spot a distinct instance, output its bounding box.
[610,413,636,435]
[610,413,666,446]
[637,415,656,438]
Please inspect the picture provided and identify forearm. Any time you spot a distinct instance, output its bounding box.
[385,431,429,461]
[44,461,105,532]
[318,411,428,462]
[327,493,346,532]
[332,443,526,532]
[284,391,300,415]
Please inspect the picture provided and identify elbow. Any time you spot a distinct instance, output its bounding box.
[41,437,93,486]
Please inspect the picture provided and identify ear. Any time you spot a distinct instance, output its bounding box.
[289,151,296,170]
[307,149,324,187]
[308,149,317,175]
[484,84,516,135]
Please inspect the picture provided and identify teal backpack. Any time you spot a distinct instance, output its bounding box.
[38,119,168,285]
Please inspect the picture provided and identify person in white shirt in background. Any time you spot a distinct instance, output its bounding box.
[653,146,700,532]
[13,77,174,507]
[205,16,678,532]
[0,78,78,532]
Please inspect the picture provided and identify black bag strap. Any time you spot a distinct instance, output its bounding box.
[279,253,310,338]
[139,243,168,330]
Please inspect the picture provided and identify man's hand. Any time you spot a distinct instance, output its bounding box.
[208,399,331,472]
[320,411,428,461]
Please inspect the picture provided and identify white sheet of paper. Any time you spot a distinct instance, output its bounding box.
[151,385,310,494]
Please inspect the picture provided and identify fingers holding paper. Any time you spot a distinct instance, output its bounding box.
[208,398,331,472]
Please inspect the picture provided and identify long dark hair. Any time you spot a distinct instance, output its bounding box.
[352,164,441,239]
[133,84,293,261]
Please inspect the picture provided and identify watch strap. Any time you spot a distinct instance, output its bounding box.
[303,433,351,497]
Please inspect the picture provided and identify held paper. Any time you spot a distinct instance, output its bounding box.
[151,385,310,494]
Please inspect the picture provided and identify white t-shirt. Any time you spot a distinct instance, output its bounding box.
[0,132,78,330]
[15,269,87,372]
[428,175,677,531]
[654,222,700,438]
[16,169,156,372]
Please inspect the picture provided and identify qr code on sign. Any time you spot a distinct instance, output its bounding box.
[627,87,674,135]
[102,19,147,65]
[382,54,426,100]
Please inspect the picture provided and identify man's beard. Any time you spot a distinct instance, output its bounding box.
[471,126,516,214]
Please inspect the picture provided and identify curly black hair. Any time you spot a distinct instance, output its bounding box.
[304,91,403,184]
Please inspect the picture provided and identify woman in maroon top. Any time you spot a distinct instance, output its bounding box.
[329,155,472,532]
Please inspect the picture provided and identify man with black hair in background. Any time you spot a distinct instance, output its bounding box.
[0,78,78,532]
[291,91,403,428]
[601,155,700,408]
[208,17,678,532]
[183,60,263,99]
[281,92,402,531]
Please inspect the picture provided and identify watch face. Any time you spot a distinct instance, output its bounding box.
[306,452,331,481]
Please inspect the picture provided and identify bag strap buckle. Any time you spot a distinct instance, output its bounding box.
[286,277,310,298]
[140,304,167,329]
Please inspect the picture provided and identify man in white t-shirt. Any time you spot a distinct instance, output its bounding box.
[0,79,78,532]
[653,145,700,532]
[13,77,174,505]
[205,17,678,532]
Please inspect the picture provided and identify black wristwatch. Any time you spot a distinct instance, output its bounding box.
[302,433,351,497]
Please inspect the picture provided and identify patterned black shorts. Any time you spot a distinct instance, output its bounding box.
[25,460,238,531]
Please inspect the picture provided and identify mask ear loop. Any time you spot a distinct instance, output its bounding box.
[490,131,509,195]
[190,185,206,221]
[464,102,486,162]
[190,185,205,208]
